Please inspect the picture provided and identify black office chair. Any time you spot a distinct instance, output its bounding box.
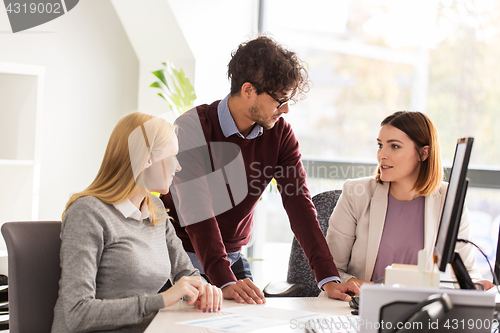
[1,221,62,333]
[263,190,342,297]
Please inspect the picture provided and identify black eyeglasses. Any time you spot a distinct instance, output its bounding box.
[266,91,291,109]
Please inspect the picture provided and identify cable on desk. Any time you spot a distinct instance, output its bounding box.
[438,280,485,290]
[457,238,500,293]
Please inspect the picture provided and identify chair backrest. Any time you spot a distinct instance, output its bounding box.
[1,221,62,333]
[286,190,342,297]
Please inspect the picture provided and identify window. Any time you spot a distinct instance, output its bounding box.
[171,0,500,286]
[254,0,500,285]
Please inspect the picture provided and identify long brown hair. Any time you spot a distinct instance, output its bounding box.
[375,111,443,196]
[62,112,176,225]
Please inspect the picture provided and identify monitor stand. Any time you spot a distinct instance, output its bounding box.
[451,252,476,289]
[448,178,476,290]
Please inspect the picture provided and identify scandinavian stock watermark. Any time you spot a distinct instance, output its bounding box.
[129,108,375,227]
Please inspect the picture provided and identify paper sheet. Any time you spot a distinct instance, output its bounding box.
[176,304,321,331]
[177,313,288,332]
[225,305,319,321]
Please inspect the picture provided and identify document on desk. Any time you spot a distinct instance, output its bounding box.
[177,306,320,331]
[225,305,319,321]
[177,313,288,331]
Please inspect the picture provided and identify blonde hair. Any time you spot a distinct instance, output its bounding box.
[375,111,443,196]
[62,112,176,225]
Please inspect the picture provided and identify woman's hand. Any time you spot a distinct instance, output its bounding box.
[478,279,495,291]
[347,277,372,286]
[194,284,223,313]
[161,276,204,307]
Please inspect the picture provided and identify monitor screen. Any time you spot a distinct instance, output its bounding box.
[434,137,474,272]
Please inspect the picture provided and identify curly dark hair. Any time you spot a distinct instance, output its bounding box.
[227,36,310,102]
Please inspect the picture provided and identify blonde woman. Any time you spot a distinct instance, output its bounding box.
[326,111,494,290]
[51,113,222,333]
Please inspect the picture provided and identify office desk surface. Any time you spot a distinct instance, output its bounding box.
[145,294,353,332]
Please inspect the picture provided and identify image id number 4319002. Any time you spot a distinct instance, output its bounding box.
[6,2,62,14]
[442,318,498,330]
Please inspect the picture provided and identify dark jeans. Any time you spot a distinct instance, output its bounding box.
[202,253,253,284]
[160,254,253,292]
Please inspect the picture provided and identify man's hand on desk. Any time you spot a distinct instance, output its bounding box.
[222,278,266,304]
[161,276,223,313]
[323,280,360,301]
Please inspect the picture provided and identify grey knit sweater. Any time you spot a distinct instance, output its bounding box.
[51,195,199,333]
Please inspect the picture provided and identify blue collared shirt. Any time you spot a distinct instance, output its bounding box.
[319,276,341,289]
[218,94,263,139]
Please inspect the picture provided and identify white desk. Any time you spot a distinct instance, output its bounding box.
[145,294,353,332]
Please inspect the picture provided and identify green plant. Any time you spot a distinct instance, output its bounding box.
[259,178,279,201]
[150,61,196,116]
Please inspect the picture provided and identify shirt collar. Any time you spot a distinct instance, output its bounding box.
[113,199,150,221]
[217,94,263,139]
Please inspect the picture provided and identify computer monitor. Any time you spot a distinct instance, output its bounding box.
[433,137,476,289]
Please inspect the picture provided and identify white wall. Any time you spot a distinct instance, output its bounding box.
[167,0,258,105]
[0,0,139,222]
[0,0,256,227]
[110,0,195,123]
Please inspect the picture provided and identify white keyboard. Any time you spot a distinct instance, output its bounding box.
[305,314,360,333]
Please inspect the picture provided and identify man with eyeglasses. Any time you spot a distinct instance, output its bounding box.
[161,36,360,304]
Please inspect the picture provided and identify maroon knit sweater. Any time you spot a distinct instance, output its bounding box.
[161,101,339,287]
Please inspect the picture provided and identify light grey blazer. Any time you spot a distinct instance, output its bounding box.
[326,176,481,283]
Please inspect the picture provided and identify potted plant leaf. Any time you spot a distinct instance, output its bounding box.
[150,61,196,116]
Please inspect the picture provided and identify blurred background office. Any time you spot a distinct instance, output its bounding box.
[0,0,498,289]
